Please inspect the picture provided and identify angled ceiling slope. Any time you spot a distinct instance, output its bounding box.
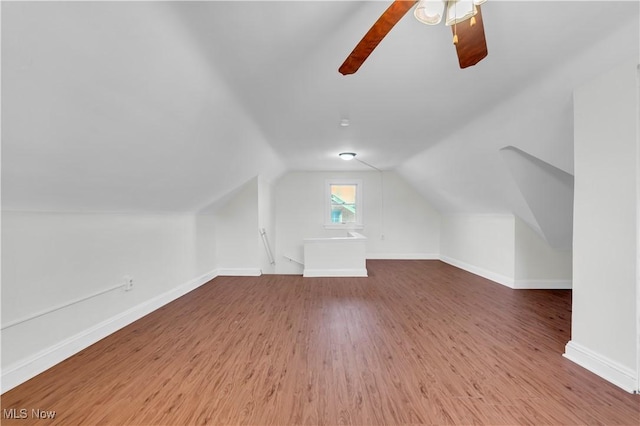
[397,10,638,227]
[500,147,574,250]
[1,1,285,213]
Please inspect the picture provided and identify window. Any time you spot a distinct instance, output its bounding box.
[325,179,363,229]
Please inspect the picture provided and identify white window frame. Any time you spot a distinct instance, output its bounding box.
[324,178,363,229]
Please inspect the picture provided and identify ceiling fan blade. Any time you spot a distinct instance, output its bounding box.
[339,0,417,75]
[452,5,488,69]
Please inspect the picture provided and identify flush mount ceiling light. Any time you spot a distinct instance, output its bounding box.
[339,152,357,161]
[338,152,382,172]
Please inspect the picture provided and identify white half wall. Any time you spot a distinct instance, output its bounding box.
[274,171,441,274]
[566,60,639,393]
[1,211,218,392]
[303,232,368,277]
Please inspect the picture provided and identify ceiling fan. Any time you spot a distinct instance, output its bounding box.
[339,0,488,75]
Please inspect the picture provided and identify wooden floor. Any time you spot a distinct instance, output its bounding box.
[2,260,638,425]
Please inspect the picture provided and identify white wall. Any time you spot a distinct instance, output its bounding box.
[274,171,441,274]
[440,214,516,286]
[258,176,276,274]
[207,174,276,275]
[1,210,218,391]
[213,177,261,275]
[566,60,639,392]
[441,214,572,289]
[514,217,572,287]
[195,214,217,276]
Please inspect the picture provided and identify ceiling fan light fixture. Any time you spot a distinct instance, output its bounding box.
[339,0,488,74]
[414,0,445,25]
[445,0,478,26]
[339,152,357,161]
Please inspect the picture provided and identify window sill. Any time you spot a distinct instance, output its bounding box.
[323,224,364,230]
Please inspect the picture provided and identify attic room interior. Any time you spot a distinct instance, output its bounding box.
[1,0,639,424]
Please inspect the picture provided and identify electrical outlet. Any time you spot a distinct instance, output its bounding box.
[124,275,134,291]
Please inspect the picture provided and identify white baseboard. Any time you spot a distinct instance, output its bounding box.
[439,255,515,288]
[1,269,219,394]
[303,268,368,278]
[366,253,440,260]
[564,340,638,393]
[513,279,572,289]
[217,268,262,276]
[438,257,572,290]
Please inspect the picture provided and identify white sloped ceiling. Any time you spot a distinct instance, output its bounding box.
[2,2,285,212]
[2,0,639,229]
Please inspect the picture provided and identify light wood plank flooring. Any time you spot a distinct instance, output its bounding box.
[2,260,638,425]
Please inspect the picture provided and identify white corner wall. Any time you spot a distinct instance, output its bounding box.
[258,176,277,274]
[565,60,639,393]
[213,177,261,276]
[440,214,516,287]
[274,171,441,274]
[195,214,217,276]
[514,216,572,289]
[441,214,572,289]
[1,211,218,392]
